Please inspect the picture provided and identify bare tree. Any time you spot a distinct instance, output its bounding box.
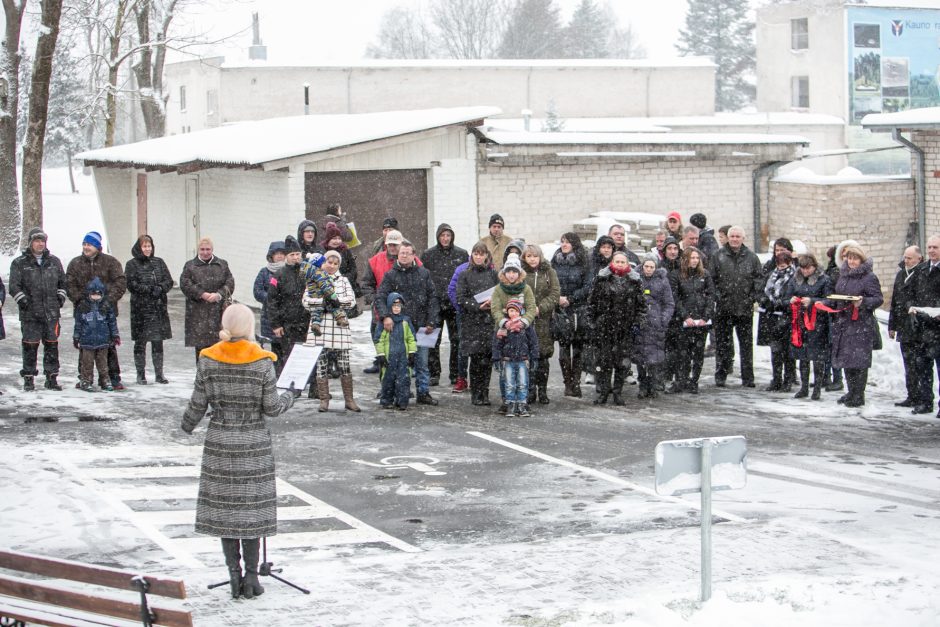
[20,0,65,238]
[0,0,27,254]
[429,0,508,59]
[608,23,646,59]
[132,0,177,138]
[366,5,438,59]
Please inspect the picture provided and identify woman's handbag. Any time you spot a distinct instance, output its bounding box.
[550,309,573,343]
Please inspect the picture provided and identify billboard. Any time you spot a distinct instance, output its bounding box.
[847,6,940,124]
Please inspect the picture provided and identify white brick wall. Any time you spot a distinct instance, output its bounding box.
[428,133,478,250]
[477,159,758,246]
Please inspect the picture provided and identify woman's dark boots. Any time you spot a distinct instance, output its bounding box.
[220,539,242,599]
[794,362,810,398]
[240,539,265,599]
[843,369,867,407]
[764,353,783,392]
[811,361,823,400]
[536,360,550,404]
[153,351,168,384]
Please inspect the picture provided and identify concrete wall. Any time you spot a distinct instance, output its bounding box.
[756,2,846,120]
[477,158,764,248]
[767,177,915,304]
[164,61,716,134]
[165,58,224,135]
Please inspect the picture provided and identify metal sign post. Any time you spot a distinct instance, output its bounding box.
[654,436,747,603]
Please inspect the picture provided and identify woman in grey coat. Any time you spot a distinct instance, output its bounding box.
[825,244,883,407]
[182,304,298,600]
[634,256,675,399]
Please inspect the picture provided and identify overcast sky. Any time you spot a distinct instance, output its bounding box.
[174,0,690,65]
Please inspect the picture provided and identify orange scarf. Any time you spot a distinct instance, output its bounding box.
[200,340,277,364]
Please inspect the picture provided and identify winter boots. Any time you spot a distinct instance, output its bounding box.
[317,378,331,412]
[221,539,242,599]
[764,355,783,392]
[340,374,360,412]
[153,351,168,384]
[23,376,35,392]
[44,375,62,391]
[240,539,265,599]
[135,350,148,385]
[794,362,810,398]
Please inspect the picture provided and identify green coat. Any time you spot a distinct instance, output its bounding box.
[523,260,560,357]
[490,268,537,329]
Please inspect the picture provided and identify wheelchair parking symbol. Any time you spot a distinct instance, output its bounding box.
[352,455,447,476]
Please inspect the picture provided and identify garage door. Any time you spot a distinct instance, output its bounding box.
[306,170,428,278]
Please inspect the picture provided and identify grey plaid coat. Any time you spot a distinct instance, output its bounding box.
[182,341,294,539]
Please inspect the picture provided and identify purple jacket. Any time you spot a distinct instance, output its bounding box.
[827,259,883,370]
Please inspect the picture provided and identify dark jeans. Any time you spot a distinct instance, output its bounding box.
[899,340,920,403]
[21,340,60,377]
[714,313,754,384]
[912,344,940,408]
[429,308,459,382]
[678,327,707,386]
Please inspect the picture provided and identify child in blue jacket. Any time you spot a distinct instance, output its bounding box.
[492,297,539,416]
[74,277,120,392]
[375,292,417,410]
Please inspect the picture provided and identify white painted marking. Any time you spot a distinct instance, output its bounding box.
[135,505,338,527]
[79,465,201,480]
[173,528,398,555]
[467,431,749,524]
[352,455,447,476]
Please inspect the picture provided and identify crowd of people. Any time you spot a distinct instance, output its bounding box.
[4,208,940,419]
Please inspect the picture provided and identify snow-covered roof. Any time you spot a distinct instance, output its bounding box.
[845,1,940,8]
[483,112,844,134]
[77,107,501,169]
[216,57,717,70]
[479,130,810,146]
[773,166,910,185]
[861,107,940,131]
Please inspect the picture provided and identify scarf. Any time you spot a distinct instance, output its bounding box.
[764,265,795,302]
[609,263,630,277]
[553,250,578,266]
[267,260,285,274]
[499,280,526,295]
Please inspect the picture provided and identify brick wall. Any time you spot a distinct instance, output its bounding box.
[477,159,759,247]
[767,179,915,304]
[912,130,940,236]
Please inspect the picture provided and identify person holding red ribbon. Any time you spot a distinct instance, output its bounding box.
[824,244,883,407]
[786,254,832,400]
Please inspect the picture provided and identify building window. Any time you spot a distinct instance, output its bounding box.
[791,76,809,108]
[206,90,218,116]
[791,18,808,50]
[179,85,187,112]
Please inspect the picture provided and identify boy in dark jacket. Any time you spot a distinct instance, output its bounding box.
[73,277,120,392]
[492,297,539,417]
[375,292,417,410]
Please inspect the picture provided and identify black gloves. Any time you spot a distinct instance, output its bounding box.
[287,382,302,398]
[376,355,388,368]
[407,353,416,368]
[17,298,27,310]
[151,285,162,297]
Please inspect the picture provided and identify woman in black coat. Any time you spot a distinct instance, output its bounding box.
[125,235,174,384]
[784,254,831,400]
[552,232,593,397]
[670,247,714,394]
[588,251,647,405]
[457,243,499,405]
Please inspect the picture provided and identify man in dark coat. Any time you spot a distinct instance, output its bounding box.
[297,220,322,259]
[911,236,940,416]
[608,224,641,265]
[710,226,762,387]
[371,217,399,256]
[377,240,440,405]
[9,227,67,391]
[420,223,469,386]
[266,236,310,373]
[66,230,127,389]
[689,213,719,259]
[888,246,923,409]
[179,238,235,361]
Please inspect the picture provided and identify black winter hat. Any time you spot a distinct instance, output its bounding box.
[489,213,505,227]
[689,213,707,229]
[382,217,399,229]
[662,236,679,250]
[283,235,302,254]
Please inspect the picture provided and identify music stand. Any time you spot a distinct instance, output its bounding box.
[208,537,310,595]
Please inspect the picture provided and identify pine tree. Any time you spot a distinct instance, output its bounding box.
[676,0,755,111]
[541,99,565,132]
[564,0,610,58]
[498,0,564,59]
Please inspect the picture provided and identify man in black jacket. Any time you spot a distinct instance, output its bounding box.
[267,236,310,374]
[420,224,468,387]
[9,228,68,391]
[710,226,763,387]
[911,236,940,417]
[377,241,440,405]
[889,245,924,411]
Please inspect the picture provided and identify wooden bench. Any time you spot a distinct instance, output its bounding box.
[0,549,192,627]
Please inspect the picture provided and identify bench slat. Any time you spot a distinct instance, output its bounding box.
[0,575,192,627]
[0,596,142,627]
[0,550,186,599]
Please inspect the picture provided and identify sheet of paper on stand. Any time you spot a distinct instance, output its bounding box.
[276,343,324,389]
[415,327,441,348]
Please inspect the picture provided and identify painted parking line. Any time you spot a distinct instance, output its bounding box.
[56,446,420,569]
[467,430,749,524]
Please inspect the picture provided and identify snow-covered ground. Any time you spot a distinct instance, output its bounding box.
[0,168,938,626]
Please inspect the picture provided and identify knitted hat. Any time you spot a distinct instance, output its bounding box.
[689,213,707,229]
[323,221,343,243]
[505,297,525,315]
[283,236,301,254]
[83,231,103,250]
[662,236,679,251]
[27,227,47,243]
[489,213,505,227]
[840,244,867,263]
[382,217,399,229]
[385,230,403,246]
[219,303,255,342]
[666,211,682,223]
[323,249,342,263]
[503,253,522,273]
